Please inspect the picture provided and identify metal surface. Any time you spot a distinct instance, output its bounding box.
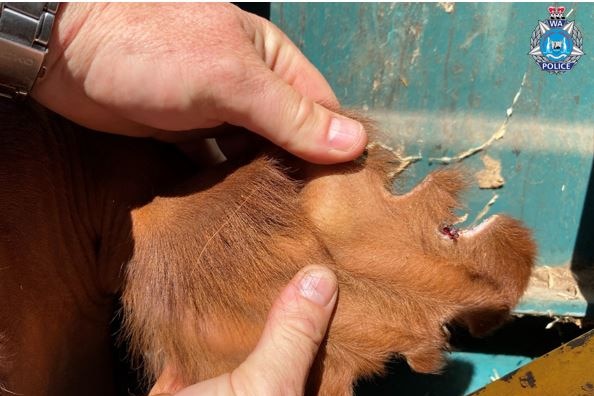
[272,3,594,318]
[0,2,59,99]
[469,329,594,395]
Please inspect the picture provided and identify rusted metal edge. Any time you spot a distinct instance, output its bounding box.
[469,329,594,395]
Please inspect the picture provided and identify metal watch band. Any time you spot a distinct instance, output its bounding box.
[0,2,59,100]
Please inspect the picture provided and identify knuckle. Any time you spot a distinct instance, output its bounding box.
[281,95,316,145]
[291,96,316,134]
[211,56,249,85]
[276,304,324,349]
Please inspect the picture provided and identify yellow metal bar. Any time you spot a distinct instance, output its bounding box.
[470,329,594,396]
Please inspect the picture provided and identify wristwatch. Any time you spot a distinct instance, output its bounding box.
[0,2,59,100]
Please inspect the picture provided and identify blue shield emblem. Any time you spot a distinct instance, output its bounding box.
[541,29,573,61]
[528,7,584,74]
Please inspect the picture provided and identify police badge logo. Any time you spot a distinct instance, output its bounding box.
[529,6,584,74]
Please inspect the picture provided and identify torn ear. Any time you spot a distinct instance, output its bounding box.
[455,306,511,338]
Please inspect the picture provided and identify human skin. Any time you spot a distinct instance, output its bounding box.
[32,2,367,165]
[149,265,339,396]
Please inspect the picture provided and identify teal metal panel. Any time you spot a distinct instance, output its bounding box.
[451,352,532,394]
[272,3,594,318]
[354,351,533,396]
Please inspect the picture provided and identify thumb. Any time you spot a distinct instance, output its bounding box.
[228,69,367,164]
[232,265,338,395]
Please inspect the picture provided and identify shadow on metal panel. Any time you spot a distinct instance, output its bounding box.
[572,155,594,318]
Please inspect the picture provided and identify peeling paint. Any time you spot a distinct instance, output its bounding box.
[372,79,381,92]
[490,368,501,382]
[460,29,483,50]
[519,371,537,388]
[438,2,455,13]
[522,265,590,304]
[476,155,505,189]
[469,329,594,395]
[429,72,527,164]
[470,194,498,227]
[453,213,469,225]
[366,141,422,177]
[372,109,593,155]
[410,47,421,65]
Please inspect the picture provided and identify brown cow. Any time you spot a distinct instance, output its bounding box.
[0,102,535,395]
[0,102,194,395]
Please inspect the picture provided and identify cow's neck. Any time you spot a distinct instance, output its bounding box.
[0,103,195,395]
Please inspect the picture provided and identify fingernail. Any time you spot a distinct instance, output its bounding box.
[298,268,337,307]
[327,117,363,152]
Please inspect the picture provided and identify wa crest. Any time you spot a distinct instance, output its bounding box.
[529,6,584,74]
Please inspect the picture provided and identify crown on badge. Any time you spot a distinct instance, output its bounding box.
[548,6,565,19]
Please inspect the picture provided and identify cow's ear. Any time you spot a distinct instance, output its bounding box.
[148,363,186,395]
[404,345,446,374]
[454,306,511,337]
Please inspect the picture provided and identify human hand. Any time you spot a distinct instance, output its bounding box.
[33,3,367,164]
[148,265,338,396]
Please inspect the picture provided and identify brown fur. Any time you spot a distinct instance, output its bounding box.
[0,104,535,395]
[0,103,193,395]
[124,116,536,395]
